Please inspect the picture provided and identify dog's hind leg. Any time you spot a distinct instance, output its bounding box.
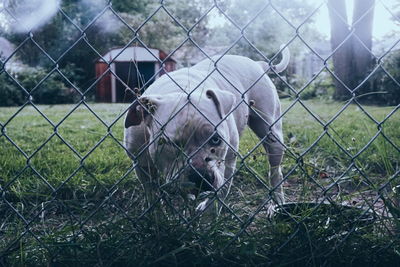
[265,138,285,205]
[248,103,285,207]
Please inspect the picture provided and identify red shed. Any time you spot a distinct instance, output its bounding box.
[95,46,176,102]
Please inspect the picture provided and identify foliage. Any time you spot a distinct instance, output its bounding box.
[367,49,400,106]
[2,0,210,94]
[110,0,149,13]
[117,0,210,65]
[299,72,335,100]
[0,73,26,106]
[0,69,78,106]
[208,0,320,59]
[20,69,79,104]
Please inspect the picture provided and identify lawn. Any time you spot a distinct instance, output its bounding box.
[1,99,399,266]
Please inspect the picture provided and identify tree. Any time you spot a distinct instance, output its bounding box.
[120,1,209,56]
[2,0,209,94]
[328,0,375,101]
[208,0,319,60]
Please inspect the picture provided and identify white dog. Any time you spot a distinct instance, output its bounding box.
[124,46,289,212]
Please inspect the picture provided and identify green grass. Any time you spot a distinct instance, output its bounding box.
[1,100,399,266]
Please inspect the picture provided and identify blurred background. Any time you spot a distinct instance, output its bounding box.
[1,0,399,106]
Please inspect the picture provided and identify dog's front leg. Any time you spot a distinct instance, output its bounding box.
[270,165,284,204]
[195,163,225,213]
[195,145,238,214]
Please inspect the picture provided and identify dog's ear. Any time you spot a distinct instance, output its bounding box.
[206,89,236,119]
[124,96,159,128]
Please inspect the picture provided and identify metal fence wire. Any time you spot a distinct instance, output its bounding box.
[1,0,400,266]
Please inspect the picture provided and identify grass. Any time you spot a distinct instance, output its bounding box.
[0,99,399,266]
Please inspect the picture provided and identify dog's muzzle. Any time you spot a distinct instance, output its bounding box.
[187,168,214,194]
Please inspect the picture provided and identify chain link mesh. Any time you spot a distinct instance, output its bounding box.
[1,0,399,265]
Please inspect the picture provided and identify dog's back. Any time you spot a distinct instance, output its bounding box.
[146,55,271,96]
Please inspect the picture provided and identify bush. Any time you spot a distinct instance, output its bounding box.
[274,72,335,100]
[352,50,400,105]
[0,69,79,106]
[0,73,26,106]
[301,72,335,100]
[372,50,400,106]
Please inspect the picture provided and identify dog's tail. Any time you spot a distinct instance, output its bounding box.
[258,44,290,73]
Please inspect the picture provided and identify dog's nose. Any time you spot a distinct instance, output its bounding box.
[190,156,208,170]
[187,168,214,193]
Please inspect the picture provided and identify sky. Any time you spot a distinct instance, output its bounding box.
[309,0,399,40]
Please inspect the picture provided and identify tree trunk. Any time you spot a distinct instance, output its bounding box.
[352,0,375,97]
[328,0,375,101]
[327,0,353,100]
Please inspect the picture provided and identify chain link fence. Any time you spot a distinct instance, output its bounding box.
[1,0,400,265]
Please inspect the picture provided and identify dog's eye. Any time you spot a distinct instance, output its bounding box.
[209,134,222,146]
[158,137,167,145]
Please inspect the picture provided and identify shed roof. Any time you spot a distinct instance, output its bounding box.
[97,46,175,63]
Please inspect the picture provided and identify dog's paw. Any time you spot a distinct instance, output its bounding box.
[195,199,209,212]
[265,203,278,218]
[187,193,196,201]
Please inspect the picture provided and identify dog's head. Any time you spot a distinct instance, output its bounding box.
[124,88,236,194]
